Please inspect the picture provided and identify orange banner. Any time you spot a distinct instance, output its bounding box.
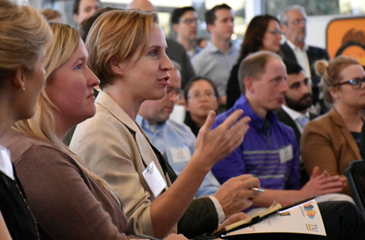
[326,17,365,65]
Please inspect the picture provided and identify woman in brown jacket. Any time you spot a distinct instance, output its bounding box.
[301,55,365,196]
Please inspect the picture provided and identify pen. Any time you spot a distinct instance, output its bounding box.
[251,187,265,193]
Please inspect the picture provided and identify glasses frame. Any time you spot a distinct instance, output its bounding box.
[334,77,365,89]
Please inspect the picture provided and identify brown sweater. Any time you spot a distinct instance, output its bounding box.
[1,129,128,240]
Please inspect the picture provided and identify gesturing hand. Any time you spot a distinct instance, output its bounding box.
[194,109,250,167]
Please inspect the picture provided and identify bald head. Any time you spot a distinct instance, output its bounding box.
[127,0,154,11]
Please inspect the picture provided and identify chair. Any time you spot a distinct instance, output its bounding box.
[345,159,365,216]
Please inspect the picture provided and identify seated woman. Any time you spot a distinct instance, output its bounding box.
[70,9,258,239]
[301,55,365,196]
[0,1,52,239]
[2,22,186,240]
[183,77,219,136]
[226,14,282,109]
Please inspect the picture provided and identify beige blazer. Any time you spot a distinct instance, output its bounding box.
[70,91,174,237]
[301,108,362,196]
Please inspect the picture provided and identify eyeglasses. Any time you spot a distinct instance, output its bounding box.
[181,18,198,25]
[166,87,183,99]
[335,77,365,89]
[267,29,283,35]
[188,90,216,100]
[291,19,306,25]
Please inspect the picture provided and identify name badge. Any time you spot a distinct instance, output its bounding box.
[169,147,191,163]
[279,145,293,164]
[142,161,167,198]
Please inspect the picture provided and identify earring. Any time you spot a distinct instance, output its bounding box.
[21,88,25,92]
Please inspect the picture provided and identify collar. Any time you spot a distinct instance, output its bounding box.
[286,40,309,51]
[206,41,235,54]
[234,95,278,131]
[96,91,140,134]
[136,115,166,133]
[0,144,14,180]
[281,104,309,121]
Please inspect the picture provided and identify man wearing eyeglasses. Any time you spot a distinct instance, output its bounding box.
[279,5,330,114]
[137,61,221,199]
[171,7,201,58]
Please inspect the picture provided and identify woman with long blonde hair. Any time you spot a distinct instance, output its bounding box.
[2,22,137,240]
[0,1,52,239]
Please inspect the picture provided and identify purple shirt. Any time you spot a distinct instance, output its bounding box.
[212,95,301,192]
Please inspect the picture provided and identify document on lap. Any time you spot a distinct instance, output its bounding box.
[215,199,326,237]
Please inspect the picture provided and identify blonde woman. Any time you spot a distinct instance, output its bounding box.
[70,9,258,239]
[301,55,365,196]
[0,1,52,239]
[1,22,177,240]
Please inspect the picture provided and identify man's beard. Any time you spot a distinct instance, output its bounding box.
[285,93,313,112]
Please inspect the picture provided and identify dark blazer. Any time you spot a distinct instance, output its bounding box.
[280,42,330,112]
[276,107,318,186]
[276,107,318,146]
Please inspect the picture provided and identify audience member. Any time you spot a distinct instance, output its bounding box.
[127,0,195,88]
[70,9,257,239]
[276,59,317,186]
[212,51,347,212]
[183,76,219,137]
[137,61,220,198]
[2,21,186,240]
[0,1,52,239]
[79,7,117,42]
[197,37,208,49]
[171,6,200,58]
[192,4,238,107]
[73,0,100,24]
[279,5,330,114]
[301,55,365,196]
[226,14,282,109]
[361,121,365,159]
[39,8,62,22]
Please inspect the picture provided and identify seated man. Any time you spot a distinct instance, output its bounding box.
[275,59,317,186]
[137,61,220,198]
[212,51,347,213]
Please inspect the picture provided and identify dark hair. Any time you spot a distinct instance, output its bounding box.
[171,6,195,25]
[238,14,280,61]
[184,76,219,101]
[205,3,231,25]
[73,0,100,14]
[283,58,303,75]
[80,7,118,42]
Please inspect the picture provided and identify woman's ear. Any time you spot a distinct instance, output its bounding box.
[12,68,26,91]
[110,58,125,76]
[328,86,340,100]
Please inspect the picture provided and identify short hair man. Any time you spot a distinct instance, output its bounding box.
[276,59,318,186]
[211,51,347,213]
[73,0,100,24]
[171,7,200,58]
[279,5,330,113]
[127,0,195,88]
[192,4,238,106]
[137,61,221,198]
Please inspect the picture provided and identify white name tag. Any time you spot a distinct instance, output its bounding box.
[169,147,191,163]
[142,161,167,198]
[279,145,293,164]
